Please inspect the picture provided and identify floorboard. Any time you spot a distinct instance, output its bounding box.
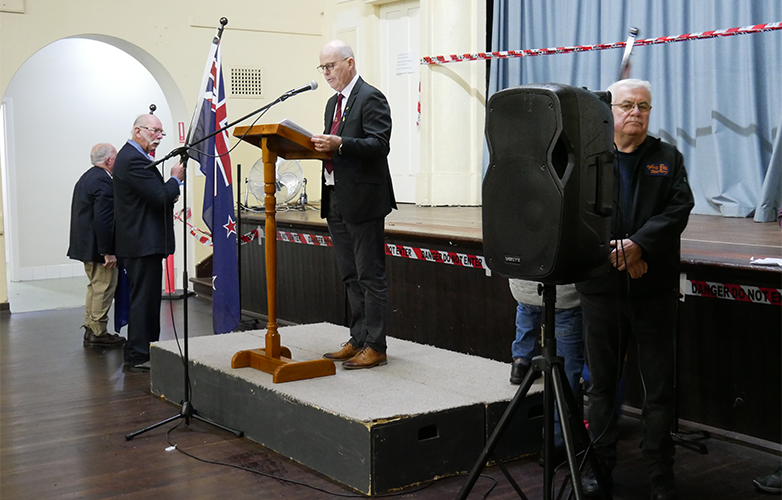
[1,298,780,499]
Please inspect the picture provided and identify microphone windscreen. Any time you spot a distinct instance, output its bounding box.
[310,80,318,91]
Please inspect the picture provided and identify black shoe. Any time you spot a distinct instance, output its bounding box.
[754,466,782,494]
[130,361,151,373]
[650,471,678,500]
[582,461,613,498]
[538,445,568,467]
[83,330,126,348]
[510,359,540,385]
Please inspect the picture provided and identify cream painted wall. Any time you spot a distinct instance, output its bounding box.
[0,0,487,305]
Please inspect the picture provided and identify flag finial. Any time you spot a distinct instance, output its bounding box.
[149,104,156,115]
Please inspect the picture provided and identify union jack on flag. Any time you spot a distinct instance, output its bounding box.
[189,35,240,334]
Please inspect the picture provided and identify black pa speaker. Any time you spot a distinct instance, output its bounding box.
[482,83,614,284]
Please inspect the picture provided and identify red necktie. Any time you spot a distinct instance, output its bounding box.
[324,94,343,174]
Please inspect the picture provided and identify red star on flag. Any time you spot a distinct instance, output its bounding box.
[223,215,236,236]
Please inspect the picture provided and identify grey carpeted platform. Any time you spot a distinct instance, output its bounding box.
[151,322,544,494]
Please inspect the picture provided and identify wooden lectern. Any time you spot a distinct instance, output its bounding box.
[230,123,336,383]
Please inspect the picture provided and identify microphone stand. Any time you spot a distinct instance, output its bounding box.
[125,83,309,441]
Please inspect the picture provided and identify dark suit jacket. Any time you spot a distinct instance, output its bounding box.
[113,142,181,258]
[320,77,396,224]
[67,166,115,263]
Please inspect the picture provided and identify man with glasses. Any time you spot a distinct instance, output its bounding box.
[312,40,396,369]
[113,113,184,373]
[577,79,694,500]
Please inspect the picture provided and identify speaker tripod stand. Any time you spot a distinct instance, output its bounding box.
[456,284,612,500]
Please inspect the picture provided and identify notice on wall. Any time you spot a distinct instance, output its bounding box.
[396,52,417,75]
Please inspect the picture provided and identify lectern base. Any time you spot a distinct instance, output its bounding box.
[232,347,336,383]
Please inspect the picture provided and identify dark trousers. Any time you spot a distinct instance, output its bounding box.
[123,254,164,364]
[581,291,677,478]
[327,192,388,353]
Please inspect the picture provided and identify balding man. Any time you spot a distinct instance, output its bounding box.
[577,79,694,500]
[68,143,125,347]
[312,40,396,369]
[113,114,184,372]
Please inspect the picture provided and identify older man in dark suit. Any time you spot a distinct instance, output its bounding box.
[114,113,184,372]
[312,39,396,369]
[68,143,125,347]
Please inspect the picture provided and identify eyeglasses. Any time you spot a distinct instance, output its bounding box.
[612,101,652,114]
[316,57,349,74]
[139,126,166,137]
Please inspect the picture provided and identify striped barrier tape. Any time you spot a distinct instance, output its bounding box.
[687,279,781,306]
[421,22,782,65]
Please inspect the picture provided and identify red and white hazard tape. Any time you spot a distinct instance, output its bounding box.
[385,243,488,271]
[421,22,782,65]
[262,228,489,271]
[687,279,781,306]
[175,209,261,247]
[175,209,213,246]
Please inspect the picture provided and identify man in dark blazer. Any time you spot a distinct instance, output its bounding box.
[114,113,184,372]
[312,39,396,369]
[68,143,125,347]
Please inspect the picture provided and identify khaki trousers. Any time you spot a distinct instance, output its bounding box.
[83,261,118,336]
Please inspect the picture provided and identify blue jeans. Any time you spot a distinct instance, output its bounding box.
[512,302,584,448]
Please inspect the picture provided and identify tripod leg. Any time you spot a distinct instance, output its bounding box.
[456,366,539,500]
[192,412,244,437]
[125,413,182,441]
[550,364,586,499]
[499,462,530,500]
[554,365,613,500]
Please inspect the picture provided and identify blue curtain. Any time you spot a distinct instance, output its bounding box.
[488,0,781,222]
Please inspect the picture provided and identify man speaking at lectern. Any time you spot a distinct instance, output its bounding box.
[311,40,396,370]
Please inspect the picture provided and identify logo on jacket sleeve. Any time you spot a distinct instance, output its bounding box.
[645,163,671,176]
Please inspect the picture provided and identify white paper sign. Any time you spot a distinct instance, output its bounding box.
[396,52,417,75]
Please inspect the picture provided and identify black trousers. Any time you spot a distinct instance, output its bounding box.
[581,290,677,478]
[123,254,164,364]
[326,191,388,354]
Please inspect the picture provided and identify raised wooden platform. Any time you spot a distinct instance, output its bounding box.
[215,205,781,446]
[150,323,544,495]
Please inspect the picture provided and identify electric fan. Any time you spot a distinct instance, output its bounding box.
[247,157,304,206]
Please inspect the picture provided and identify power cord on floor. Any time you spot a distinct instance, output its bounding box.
[164,421,499,498]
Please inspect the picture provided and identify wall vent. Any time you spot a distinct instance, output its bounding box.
[230,67,263,98]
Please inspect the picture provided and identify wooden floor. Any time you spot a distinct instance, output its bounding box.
[1,298,780,499]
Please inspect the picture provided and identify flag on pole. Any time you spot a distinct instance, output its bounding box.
[190,35,241,334]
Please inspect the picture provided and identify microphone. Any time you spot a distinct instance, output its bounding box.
[281,81,318,100]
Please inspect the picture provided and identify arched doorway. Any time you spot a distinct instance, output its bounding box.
[1,36,186,310]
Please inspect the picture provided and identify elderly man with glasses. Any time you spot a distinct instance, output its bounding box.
[113,113,184,373]
[312,40,396,370]
[577,79,694,500]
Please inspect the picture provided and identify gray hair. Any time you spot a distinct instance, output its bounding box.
[608,78,652,103]
[90,143,116,166]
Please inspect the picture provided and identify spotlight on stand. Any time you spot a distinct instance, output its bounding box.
[482,83,614,284]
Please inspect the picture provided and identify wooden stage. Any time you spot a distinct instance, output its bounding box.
[226,204,781,447]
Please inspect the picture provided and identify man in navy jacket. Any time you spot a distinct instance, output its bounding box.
[312,40,396,369]
[68,143,125,347]
[113,114,184,372]
[577,79,694,500]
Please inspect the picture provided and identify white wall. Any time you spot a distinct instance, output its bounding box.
[4,38,175,281]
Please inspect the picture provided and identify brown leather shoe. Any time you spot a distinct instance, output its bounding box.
[323,342,362,361]
[342,346,387,370]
